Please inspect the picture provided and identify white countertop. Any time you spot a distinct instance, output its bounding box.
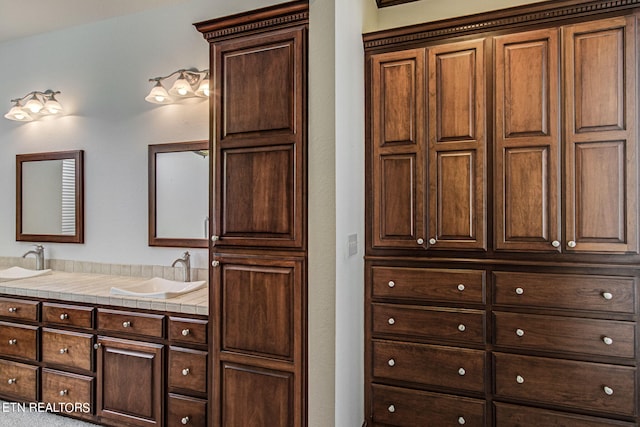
[0,271,208,316]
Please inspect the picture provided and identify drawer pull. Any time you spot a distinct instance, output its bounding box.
[515,287,524,295]
[181,328,190,336]
[602,292,613,300]
[8,307,17,313]
[516,375,525,384]
[94,343,101,350]
[181,416,190,425]
[7,378,16,385]
[457,284,465,292]
[388,281,395,288]
[458,416,466,425]
[211,260,220,267]
[387,318,395,325]
[457,324,466,332]
[417,238,425,245]
[387,359,395,367]
[387,405,395,413]
[602,336,613,345]
[122,321,131,328]
[59,348,68,354]
[59,389,68,396]
[567,240,577,248]
[8,339,17,345]
[458,367,466,376]
[603,386,614,395]
[428,238,436,245]
[551,240,560,248]
[60,313,69,320]
[182,368,190,376]
[515,329,525,337]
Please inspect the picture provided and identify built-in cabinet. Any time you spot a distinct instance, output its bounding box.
[195,2,308,426]
[365,1,640,426]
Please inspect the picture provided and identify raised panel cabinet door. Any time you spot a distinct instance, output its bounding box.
[427,39,486,250]
[370,49,427,249]
[494,28,561,252]
[96,336,163,427]
[212,27,306,249]
[563,16,638,254]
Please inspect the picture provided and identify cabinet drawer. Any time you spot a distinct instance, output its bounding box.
[42,368,93,408]
[494,402,636,427]
[494,352,636,416]
[0,359,38,401]
[42,328,93,371]
[168,317,207,346]
[0,297,38,322]
[493,272,636,313]
[97,308,164,338]
[373,303,485,344]
[169,347,207,394]
[373,340,485,392]
[43,302,93,329]
[372,267,485,304]
[372,384,485,426]
[167,393,207,427]
[494,311,635,358]
[0,322,38,360]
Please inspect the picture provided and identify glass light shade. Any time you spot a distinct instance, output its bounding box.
[168,74,194,97]
[4,104,33,121]
[195,74,210,97]
[24,95,44,113]
[42,96,63,115]
[145,82,173,104]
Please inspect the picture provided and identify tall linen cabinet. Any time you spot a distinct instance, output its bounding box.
[364,0,640,426]
[195,2,308,426]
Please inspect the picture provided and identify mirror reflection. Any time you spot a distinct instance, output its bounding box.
[149,141,208,248]
[16,150,84,243]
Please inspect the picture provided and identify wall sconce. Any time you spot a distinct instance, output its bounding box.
[4,90,63,122]
[145,69,209,105]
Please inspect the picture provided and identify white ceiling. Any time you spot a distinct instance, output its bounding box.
[0,0,188,43]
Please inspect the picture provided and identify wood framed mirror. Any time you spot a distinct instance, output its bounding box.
[16,150,84,244]
[148,141,209,248]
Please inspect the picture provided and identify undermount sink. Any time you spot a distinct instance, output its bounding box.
[110,277,207,299]
[0,266,53,281]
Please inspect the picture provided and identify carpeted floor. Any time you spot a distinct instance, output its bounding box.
[0,401,97,426]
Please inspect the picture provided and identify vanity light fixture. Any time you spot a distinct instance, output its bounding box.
[145,69,209,105]
[4,90,63,121]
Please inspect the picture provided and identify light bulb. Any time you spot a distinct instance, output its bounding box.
[169,73,194,97]
[42,94,63,115]
[24,95,43,113]
[145,81,173,104]
[4,103,33,121]
[195,72,210,97]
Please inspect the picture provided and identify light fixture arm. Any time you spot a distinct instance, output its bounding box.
[10,90,60,104]
[148,69,207,84]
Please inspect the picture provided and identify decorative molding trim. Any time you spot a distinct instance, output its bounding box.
[201,12,308,40]
[364,0,640,49]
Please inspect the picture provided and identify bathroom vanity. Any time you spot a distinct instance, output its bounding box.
[0,271,208,427]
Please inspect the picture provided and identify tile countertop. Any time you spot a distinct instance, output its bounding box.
[0,271,208,316]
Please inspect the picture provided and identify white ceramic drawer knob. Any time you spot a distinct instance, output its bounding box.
[388,405,395,413]
[59,348,68,354]
[211,260,220,267]
[603,336,613,345]
[122,321,131,328]
[60,313,69,320]
[8,339,16,345]
[458,416,466,425]
[181,416,190,425]
[604,386,614,395]
[516,329,525,337]
[7,378,16,385]
[457,284,465,292]
[458,368,466,376]
[8,307,17,313]
[428,238,436,245]
[211,235,219,242]
[515,287,524,295]
[551,240,560,248]
[182,368,190,376]
[182,329,190,336]
[567,240,577,248]
[516,375,525,384]
[602,292,613,300]
[59,389,67,396]
[417,238,425,245]
[388,281,395,288]
[458,324,466,332]
[387,359,395,367]
[387,318,395,325]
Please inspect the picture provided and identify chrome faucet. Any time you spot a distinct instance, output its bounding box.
[22,245,45,270]
[171,251,191,282]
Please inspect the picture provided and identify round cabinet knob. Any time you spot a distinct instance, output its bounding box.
[516,375,525,384]
[457,284,465,292]
[417,238,425,245]
[516,329,525,337]
[387,318,395,325]
[122,321,131,328]
[603,336,613,345]
[551,240,560,248]
[60,313,69,320]
[211,235,219,242]
[428,238,437,245]
[387,359,395,367]
[458,324,466,332]
[8,339,17,345]
[387,405,395,413]
[211,260,220,267]
[568,240,577,248]
[515,287,524,295]
[181,416,191,425]
[182,368,190,376]
[388,281,395,288]
[458,368,466,376]
[93,343,102,350]
[8,307,17,313]
[458,416,466,425]
[602,292,613,300]
[182,329,190,336]
[59,348,68,354]
[59,390,68,396]
[603,386,614,395]
[7,378,16,385]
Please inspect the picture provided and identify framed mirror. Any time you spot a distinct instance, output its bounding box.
[148,141,209,248]
[16,150,84,243]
